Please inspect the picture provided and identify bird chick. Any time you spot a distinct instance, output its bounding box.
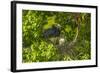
[59,38,65,45]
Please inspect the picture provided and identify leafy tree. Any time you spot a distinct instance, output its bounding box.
[22,10,91,63]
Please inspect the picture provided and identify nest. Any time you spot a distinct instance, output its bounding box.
[43,23,80,58]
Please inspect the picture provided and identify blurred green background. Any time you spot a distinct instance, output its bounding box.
[22,10,91,63]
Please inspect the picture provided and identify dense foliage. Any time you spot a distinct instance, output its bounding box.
[22,10,91,63]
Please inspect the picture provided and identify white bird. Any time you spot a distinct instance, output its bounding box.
[59,38,65,45]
